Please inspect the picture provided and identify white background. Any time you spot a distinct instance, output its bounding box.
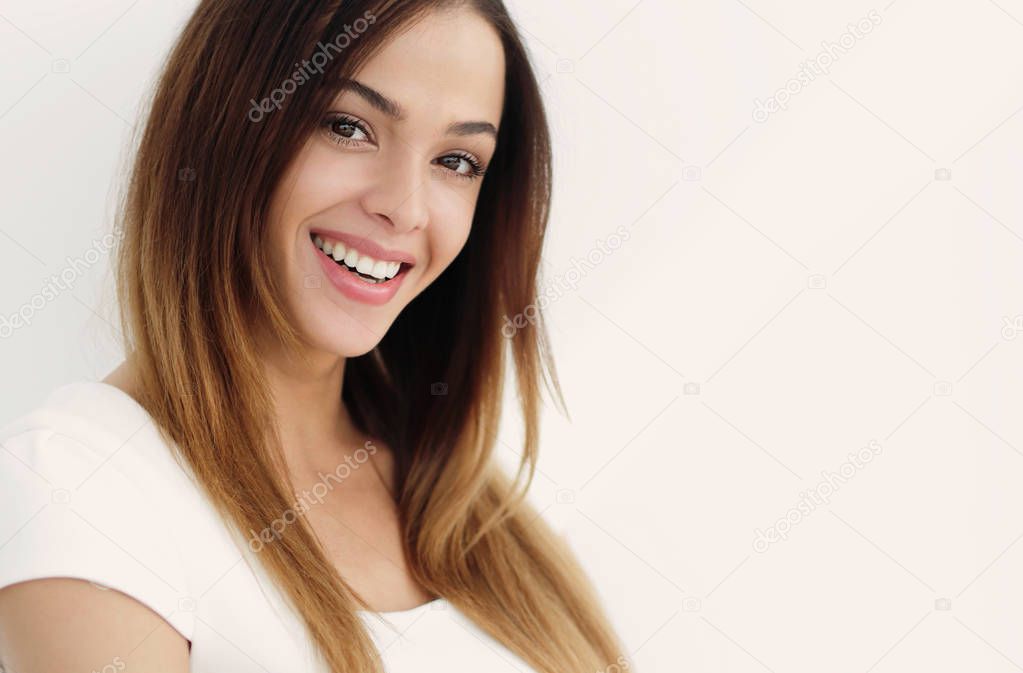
[2,1,1023,671]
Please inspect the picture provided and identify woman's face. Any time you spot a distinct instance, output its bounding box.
[267,8,505,357]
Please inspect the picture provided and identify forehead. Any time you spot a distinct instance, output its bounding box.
[346,8,506,129]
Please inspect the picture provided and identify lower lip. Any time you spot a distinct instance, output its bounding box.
[313,241,408,306]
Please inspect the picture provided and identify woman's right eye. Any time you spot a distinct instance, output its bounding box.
[320,113,373,146]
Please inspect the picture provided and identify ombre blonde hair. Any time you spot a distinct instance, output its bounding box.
[113,1,627,671]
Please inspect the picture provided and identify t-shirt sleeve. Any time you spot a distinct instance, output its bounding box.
[0,426,194,640]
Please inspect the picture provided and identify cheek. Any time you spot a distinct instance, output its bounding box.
[268,151,342,273]
[433,207,475,268]
[268,198,308,282]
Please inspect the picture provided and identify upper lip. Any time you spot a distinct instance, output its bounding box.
[309,228,417,267]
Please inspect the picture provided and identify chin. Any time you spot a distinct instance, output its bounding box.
[278,247,435,359]
[305,310,396,358]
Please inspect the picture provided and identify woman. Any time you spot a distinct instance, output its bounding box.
[0,1,628,671]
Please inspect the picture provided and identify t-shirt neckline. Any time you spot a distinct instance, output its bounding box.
[60,380,449,620]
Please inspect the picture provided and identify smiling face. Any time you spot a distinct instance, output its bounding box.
[266,7,505,358]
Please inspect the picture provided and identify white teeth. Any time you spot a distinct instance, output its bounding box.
[313,234,408,282]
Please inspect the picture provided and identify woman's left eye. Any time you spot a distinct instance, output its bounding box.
[434,153,486,181]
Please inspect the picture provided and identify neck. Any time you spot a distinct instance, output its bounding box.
[256,331,364,478]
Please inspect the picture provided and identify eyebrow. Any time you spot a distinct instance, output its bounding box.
[337,79,498,140]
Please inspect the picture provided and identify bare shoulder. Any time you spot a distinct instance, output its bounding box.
[0,578,189,672]
[102,358,141,399]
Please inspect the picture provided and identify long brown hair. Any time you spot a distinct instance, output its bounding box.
[114,1,627,671]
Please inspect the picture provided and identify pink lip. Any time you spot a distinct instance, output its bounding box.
[312,238,410,306]
[309,228,417,267]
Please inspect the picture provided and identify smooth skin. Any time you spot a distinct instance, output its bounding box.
[0,7,505,670]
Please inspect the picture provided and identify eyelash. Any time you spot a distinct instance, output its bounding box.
[319,113,487,181]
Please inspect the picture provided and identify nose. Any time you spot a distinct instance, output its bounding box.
[359,146,430,234]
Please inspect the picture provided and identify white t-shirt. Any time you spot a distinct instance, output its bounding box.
[0,381,537,672]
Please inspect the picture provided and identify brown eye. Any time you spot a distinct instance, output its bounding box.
[321,113,372,145]
[438,155,470,173]
[435,152,485,180]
